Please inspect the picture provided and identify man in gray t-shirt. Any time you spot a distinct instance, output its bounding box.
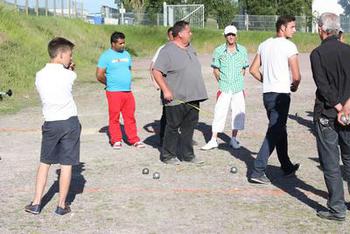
[152,20,208,165]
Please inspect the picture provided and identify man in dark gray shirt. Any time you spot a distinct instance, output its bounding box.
[152,20,208,165]
[310,12,350,221]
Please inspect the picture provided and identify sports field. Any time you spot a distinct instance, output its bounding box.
[0,53,349,233]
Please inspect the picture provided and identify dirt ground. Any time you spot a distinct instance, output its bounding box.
[1,53,350,233]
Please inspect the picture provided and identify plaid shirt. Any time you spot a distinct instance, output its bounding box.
[211,43,249,93]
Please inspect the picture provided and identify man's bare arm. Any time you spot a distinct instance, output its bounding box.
[96,67,106,85]
[249,54,263,82]
[213,68,220,82]
[152,69,173,102]
[289,54,301,92]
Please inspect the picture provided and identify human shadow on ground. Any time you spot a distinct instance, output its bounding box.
[204,128,329,211]
[142,121,209,150]
[309,156,350,209]
[99,124,131,145]
[143,120,161,149]
[40,162,87,209]
[288,111,315,136]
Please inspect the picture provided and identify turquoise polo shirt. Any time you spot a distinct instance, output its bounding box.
[211,43,249,93]
[97,49,132,91]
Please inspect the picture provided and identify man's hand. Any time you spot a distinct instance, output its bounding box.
[68,62,75,71]
[163,90,173,102]
[290,83,298,92]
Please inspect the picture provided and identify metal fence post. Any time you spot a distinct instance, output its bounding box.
[61,0,63,16]
[35,0,39,16]
[81,1,83,18]
[14,0,18,12]
[74,0,77,17]
[68,0,71,17]
[163,2,167,27]
[25,0,28,15]
[53,0,56,16]
[45,0,48,16]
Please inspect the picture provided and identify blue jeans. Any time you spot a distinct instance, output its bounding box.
[252,93,294,177]
[315,117,350,216]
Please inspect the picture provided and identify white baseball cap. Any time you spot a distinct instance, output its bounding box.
[224,25,237,35]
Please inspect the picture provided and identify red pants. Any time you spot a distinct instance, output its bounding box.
[106,91,140,145]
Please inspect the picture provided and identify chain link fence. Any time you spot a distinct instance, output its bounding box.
[231,15,312,32]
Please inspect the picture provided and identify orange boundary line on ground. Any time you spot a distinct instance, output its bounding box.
[81,187,286,196]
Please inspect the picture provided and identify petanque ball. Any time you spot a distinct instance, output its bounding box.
[142,168,149,175]
[340,114,349,125]
[153,172,160,179]
[230,166,238,174]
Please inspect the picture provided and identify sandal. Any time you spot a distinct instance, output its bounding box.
[133,141,145,148]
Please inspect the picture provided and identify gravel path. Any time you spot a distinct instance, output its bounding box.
[0,53,349,233]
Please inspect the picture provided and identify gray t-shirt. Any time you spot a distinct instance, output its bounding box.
[153,42,208,106]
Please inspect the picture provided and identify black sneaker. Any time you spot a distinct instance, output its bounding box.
[250,174,271,184]
[317,210,345,221]
[284,163,300,177]
[55,205,71,215]
[162,157,181,165]
[25,202,41,215]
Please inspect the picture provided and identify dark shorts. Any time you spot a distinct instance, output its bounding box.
[40,116,81,165]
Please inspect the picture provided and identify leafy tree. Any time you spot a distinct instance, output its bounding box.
[338,0,350,15]
[240,0,312,16]
[240,0,277,15]
[276,0,312,17]
[122,0,146,12]
[214,0,239,28]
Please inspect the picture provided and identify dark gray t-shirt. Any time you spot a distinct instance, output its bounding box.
[153,42,208,106]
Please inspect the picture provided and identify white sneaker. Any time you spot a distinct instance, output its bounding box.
[230,138,240,149]
[201,139,218,150]
[112,141,122,150]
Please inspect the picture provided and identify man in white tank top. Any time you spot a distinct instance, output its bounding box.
[249,15,301,184]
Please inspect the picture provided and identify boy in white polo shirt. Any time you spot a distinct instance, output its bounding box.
[25,37,81,215]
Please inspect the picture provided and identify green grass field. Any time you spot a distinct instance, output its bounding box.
[0,3,324,114]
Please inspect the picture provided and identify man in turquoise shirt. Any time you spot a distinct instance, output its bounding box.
[202,25,249,150]
[96,31,145,149]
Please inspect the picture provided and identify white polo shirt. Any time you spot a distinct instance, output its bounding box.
[257,37,298,93]
[35,63,77,121]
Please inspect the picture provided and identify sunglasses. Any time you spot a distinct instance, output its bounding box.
[225,33,236,37]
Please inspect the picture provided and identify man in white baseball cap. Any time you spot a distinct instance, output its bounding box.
[201,24,248,151]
